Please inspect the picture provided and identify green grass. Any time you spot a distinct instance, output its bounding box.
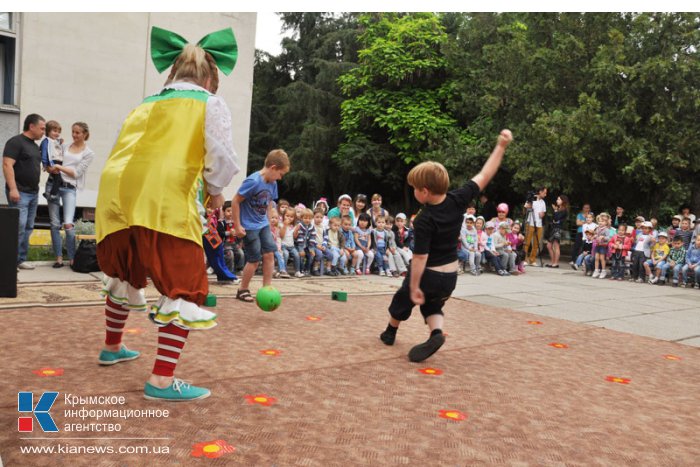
[27,246,59,261]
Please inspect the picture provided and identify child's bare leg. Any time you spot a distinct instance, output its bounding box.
[262,252,274,286]
[643,262,651,277]
[426,314,444,332]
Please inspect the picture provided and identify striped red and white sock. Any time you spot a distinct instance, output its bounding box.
[152,324,189,377]
[105,297,130,346]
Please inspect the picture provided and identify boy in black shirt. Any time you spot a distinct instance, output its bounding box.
[380,129,513,362]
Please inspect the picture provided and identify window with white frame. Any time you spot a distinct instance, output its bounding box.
[0,13,16,106]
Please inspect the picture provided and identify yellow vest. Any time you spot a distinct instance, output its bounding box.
[96,89,208,245]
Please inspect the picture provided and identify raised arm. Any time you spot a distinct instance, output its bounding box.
[471,130,513,192]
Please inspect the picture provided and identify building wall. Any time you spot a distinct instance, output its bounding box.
[1,12,254,206]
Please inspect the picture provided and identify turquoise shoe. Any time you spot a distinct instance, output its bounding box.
[98,345,140,365]
[143,378,211,401]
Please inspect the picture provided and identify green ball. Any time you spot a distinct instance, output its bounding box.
[256,286,282,312]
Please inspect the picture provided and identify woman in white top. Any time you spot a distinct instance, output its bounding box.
[47,122,95,267]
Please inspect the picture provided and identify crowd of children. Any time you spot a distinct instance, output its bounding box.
[203,184,700,290]
[570,211,700,288]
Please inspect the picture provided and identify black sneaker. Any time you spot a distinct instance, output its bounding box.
[380,329,396,345]
[311,269,321,276]
[408,333,445,362]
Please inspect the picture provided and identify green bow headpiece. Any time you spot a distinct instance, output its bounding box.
[150,26,238,76]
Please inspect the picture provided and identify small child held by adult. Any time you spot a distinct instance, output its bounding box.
[232,149,290,303]
[41,120,64,201]
[379,129,512,363]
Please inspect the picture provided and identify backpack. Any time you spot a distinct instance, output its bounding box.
[71,239,101,273]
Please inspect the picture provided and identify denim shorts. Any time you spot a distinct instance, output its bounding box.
[595,245,608,255]
[241,225,276,263]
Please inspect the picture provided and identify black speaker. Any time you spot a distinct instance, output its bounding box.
[0,206,19,297]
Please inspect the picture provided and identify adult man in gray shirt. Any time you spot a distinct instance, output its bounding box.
[3,113,46,269]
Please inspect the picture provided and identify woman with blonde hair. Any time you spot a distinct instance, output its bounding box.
[95,26,240,401]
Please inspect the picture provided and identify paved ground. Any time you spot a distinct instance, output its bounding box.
[10,260,700,347]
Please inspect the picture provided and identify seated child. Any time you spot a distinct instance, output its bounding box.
[665,236,686,287]
[294,208,313,275]
[644,231,669,284]
[309,207,332,276]
[393,213,414,267]
[354,213,374,275]
[326,216,347,276]
[220,201,245,274]
[508,220,525,274]
[494,221,517,274]
[630,221,655,282]
[372,215,392,276]
[483,221,508,276]
[341,215,362,274]
[608,224,632,280]
[385,216,407,277]
[575,227,595,274]
[269,211,290,278]
[681,235,700,288]
[458,215,480,275]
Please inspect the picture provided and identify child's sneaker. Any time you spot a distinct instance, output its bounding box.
[365,268,371,275]
[356,268,362,276]
[599,270,607,279]
[635,278,644,283]
[649,276,658,284]
[408,331,445,362]
[592,270,600,278]
[279,271,291,278]
[294,271,303,278]
[571,263,578,271]
[98,345,140,365]
[379,270,386,276]
[311,269,321,276]
[143,378,210,401]
[672,281,678,287]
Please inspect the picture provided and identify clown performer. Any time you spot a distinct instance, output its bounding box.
[95,26,240,401]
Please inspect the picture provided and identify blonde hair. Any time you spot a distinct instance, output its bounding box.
[265,149,290,169]
[166,44,219,93]
[301,208,313,219]
[407,161,449,195]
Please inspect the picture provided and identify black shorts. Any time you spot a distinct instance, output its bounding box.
[388,268,458,321]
